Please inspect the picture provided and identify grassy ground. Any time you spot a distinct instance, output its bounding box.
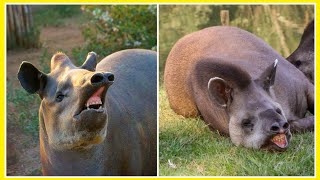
[159,86,314,176]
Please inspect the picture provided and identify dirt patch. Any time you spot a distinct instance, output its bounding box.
[7,20,85,176]
[6,128,41,176]
[40,25,85,55]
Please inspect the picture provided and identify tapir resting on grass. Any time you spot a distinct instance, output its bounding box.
[287,19,314,84]
[164,26,314,151]
[18,49,157,175]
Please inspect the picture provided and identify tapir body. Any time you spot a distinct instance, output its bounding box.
[287,20,314,84]
[164,26,314,151]
[18,49,157,175]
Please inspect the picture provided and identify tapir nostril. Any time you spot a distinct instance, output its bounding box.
[107,74,114,81]
[91,73,105,84]
[282,122,289,130]
[270,122,280,133]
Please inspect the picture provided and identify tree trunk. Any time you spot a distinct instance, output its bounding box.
[6,5,39,49]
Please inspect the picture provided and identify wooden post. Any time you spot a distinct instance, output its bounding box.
[6,5,38,49]
[220,10,229,26]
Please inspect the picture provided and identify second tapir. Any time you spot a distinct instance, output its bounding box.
[18,49,157,175]
[164,26,314,151]
[287,20,314,84]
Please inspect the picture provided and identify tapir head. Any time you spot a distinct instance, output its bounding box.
[208,59,292,151]
[18,52,114,150]
[287,20,314,83]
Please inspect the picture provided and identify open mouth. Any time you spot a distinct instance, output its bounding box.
[270,133,288,149]
[84,86,105,112]
[74,86,107,120]
[261,132,290,151]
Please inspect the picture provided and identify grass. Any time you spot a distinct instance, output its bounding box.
[7,81,40,137]
[159,86,314,176]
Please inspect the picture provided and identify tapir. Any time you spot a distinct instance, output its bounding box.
[164,26,314,151]
[287,20,314,84]
[18,49,157,175]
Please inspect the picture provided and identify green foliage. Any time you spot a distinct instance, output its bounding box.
[73,5,157,60]
[33,5,81,27]
[159,87,314,176]
[7,82,40,137]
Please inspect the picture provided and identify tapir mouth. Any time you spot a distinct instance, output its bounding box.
[271,133,288,149]
[74,86,108,120]
[85,86,105,111]
[262,132,291,151]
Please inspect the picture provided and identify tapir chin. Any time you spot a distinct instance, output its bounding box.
[18,49,157,175]
[164,26,314,151]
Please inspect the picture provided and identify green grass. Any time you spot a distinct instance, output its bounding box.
[159,86,314,176]
[7,81,40,137]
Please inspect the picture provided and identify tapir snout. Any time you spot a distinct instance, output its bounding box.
[258,109,290,134]
[73,72,115,133]
[90,72,114,86]
[269,121,290,134]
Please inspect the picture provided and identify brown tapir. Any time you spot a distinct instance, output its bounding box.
[164,26,314,151]
[287,20,314,84]
[18,49,157,175]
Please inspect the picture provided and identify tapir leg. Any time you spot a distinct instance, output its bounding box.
[289,116,314,133]
[290,82,315,133]
[307,83,314,114]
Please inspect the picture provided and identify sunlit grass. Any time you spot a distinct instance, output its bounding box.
[159,86,314,176]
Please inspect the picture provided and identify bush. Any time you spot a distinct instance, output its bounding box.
[73,5,157,60]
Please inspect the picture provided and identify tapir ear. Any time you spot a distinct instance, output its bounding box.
[51,52,72,71]
[18,62,47,95]
[208,77,232,107]
[258,59,278,90]
[81,52,97,71]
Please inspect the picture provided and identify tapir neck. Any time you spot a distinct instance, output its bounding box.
[39,125,107,176]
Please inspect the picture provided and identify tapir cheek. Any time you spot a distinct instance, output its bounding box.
[228,116,244,146]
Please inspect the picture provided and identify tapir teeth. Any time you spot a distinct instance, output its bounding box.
[84,87,104,109]
[85,100,102,108]
[271,133,287,148]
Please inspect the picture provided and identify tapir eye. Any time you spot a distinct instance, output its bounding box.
[56,93,65,102]
[275,108,282,115]
[242,119,254,129]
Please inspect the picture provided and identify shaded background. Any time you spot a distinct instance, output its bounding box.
[6,5,156,175]
[159,5,314,176]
